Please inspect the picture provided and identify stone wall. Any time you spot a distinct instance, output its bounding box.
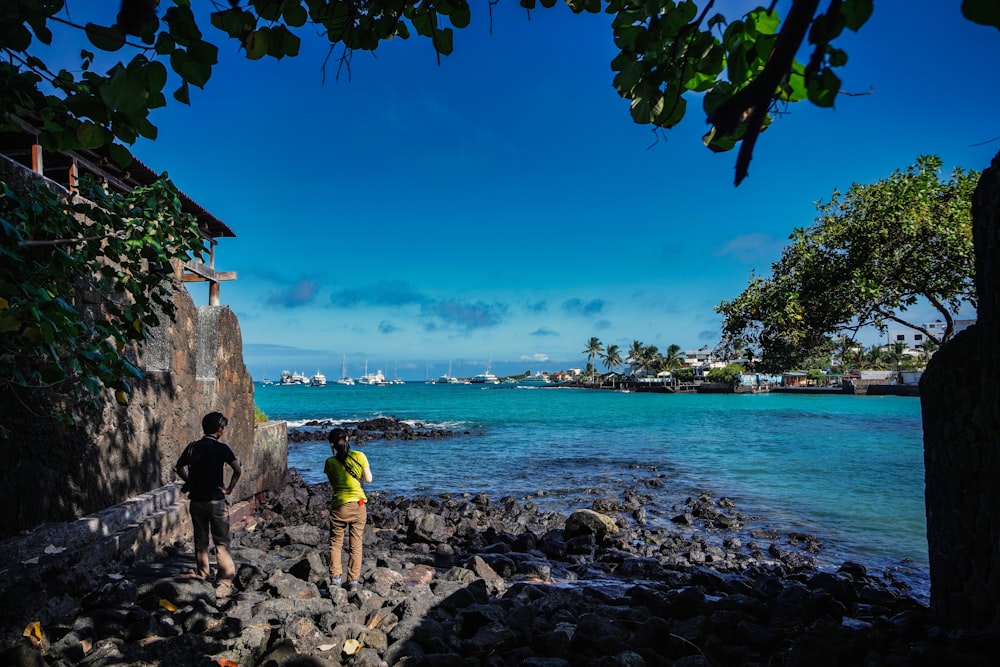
[0,156,286,534]
[0,422,287,611]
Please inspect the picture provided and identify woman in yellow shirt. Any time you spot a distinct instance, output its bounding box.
[324,428,373,593]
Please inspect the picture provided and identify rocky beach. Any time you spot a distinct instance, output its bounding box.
[1,460,994,666]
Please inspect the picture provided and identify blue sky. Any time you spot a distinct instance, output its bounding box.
[53,2,1000,380]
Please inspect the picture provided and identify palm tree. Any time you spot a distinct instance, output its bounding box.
[601,344,622,374]
[662,343,685,370]
[583,337,604,382]
[865,344,886,370]
[641,344,659,377]
[626,340,644,376]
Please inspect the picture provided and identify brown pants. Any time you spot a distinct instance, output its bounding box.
[329,501,367,583]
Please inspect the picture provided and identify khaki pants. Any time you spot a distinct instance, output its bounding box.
[329,501,367,583]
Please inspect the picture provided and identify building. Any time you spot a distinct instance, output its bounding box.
[887,319,976,348]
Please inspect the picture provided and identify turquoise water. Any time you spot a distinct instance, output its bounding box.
[255,382,928,597]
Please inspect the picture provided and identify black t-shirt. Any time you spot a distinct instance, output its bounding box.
[177,436,237,502]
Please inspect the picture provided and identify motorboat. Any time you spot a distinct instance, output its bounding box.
[279,370,309,385]
[470,355,500,384]
[517,372,552,387]
[357,361,388,386]
[309,371,327,386]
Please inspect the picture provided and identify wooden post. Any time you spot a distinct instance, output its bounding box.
[31,143,43,174]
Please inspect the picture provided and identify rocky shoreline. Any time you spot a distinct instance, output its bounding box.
[1,472,994,666]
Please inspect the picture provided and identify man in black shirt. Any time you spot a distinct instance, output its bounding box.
[175,412,242,595]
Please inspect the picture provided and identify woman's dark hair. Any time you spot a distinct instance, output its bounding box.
[202,412,228,434]
[328,428,350,463]
[328,428,363,481]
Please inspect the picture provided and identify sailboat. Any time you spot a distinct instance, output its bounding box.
[336,354,354,385]
[437,360,460,384]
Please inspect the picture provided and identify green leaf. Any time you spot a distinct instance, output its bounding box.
[76,121,105,149]
[254,0,283,22]
[245,27,270,60]
[141,60,169,92]
[267,25,301,58]
[842,0,874,31]
[434,28,454,56]
[108,143,134,167]
[748,8,780,35]
[448,0,472,29]
[188,39,220,66]
[283,1,308,28]
[828,47,848,67]
[100,66,147,113]
[807,68,840,107]
[2,24,34,51]
[155,31,175,55]
[85,23,126,52]
[962,0,1000,29]
[173,80,190,104]
[170,49,212,86]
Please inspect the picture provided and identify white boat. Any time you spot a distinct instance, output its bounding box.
[357,361,388,386]
[390,362,405,384]
[309,370,327,386]
[470,355,500,384]
[517,372,552,387]
[279,370,309,385]
[437,360,460,384]
[336,355,354,385]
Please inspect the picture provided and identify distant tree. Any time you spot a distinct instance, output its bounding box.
[625,340,645,376]
[582,337,604,382]
[672,366,694,382]
[865,344,887,370]
[806,368,827,384]
[717,157,978,372]
[640,344,660,376]
[661,344,686,370]
[706,363,744,386]
[601,344,622,373]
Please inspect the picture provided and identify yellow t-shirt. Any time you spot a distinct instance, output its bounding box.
[324,450,369,507]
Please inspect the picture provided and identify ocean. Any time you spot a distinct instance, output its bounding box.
[254,381,929,600]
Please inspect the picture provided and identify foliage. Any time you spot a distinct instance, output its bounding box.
[0,174,203,409]
[0,0,891,184]
[254,403,268,423]
[716,156,978,372]
[600,343,622,372]
[582,336,603,379]
[806,368,826,382]
[672,366,694,382]
[706,363,743,385]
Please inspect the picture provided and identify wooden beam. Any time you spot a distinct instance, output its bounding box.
[183,260,236,283]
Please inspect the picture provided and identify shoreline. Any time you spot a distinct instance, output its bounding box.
[1,472,970,666]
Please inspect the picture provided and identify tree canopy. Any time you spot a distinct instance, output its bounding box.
[0,0,882,183]
[715,156,979,372]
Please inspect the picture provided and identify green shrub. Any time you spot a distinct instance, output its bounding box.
[254,404,268,424]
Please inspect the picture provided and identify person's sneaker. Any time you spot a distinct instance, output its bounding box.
[347,580,359,593]
[330,575,341,588]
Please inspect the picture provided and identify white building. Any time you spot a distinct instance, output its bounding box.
[887,319,976,348]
